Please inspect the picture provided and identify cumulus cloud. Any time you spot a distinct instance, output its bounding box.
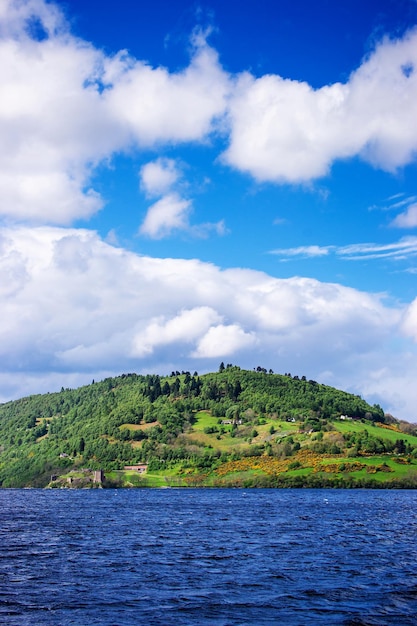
[103,40,229,146]
[0,0,230,224]
[138,158,191,238]
[391,203,417,228]
[2,225,416,416]
[140,158,181,198]
[0,0,64,39]
[132,307,222,357]
[0,5,111,223]
[223,28,417,182]
[139,193,192,238]
[139,158,226,238]
[192,324,257,358]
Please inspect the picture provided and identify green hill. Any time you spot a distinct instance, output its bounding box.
[1,364,417,488]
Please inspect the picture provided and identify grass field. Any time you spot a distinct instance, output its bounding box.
[334,420,417,446]
[68,412,417,488]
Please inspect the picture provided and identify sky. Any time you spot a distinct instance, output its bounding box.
[1,0,417,420]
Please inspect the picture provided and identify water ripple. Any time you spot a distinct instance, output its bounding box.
[1,488,417,625]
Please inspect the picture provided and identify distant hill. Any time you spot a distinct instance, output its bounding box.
[1,365,417,488]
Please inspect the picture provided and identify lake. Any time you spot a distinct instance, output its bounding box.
[1,488,417,625]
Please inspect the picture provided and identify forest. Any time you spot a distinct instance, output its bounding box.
[1,363,416,488]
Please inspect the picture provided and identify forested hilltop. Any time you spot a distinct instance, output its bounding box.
[1,364,417,488]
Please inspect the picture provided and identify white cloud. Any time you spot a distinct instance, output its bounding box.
[1,225,416,418]
[0,19,111,222]
[402,297,417,341]
[387,195,417,211]
[271,245,332,258]
[132,307,222,357]
[338,238,417,260]
[189,219,228,238]
[103,38,230,146]
[223,28,417,182]
[0,0,230,224]
[391,203,417,228]
[140,158,181,198]
[192,324,257,358]
[139,158,227,238]
[0,0,64,39]
[139,193,192,238]
[271,237,417,262]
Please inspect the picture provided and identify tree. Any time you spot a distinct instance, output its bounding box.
[395,439,406,454]
[162,381,170,395]
[171,378,180,395]
[233,381,242,400]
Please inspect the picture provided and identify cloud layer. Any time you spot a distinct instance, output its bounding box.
[1,225,417,418]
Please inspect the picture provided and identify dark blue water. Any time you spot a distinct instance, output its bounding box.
[1,489,417,625]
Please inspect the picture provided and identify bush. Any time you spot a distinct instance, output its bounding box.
[203,426,218,434]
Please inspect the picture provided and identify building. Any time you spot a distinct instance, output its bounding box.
[93,470,104,483]
[124,464,148,473]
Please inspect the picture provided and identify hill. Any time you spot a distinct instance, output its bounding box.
[1,364,417,488]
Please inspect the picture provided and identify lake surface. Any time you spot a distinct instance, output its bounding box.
[1,488,417,625]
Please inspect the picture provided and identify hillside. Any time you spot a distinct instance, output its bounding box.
[1,365,417,488]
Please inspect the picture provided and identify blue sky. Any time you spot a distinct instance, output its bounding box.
[1,0,417,419]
